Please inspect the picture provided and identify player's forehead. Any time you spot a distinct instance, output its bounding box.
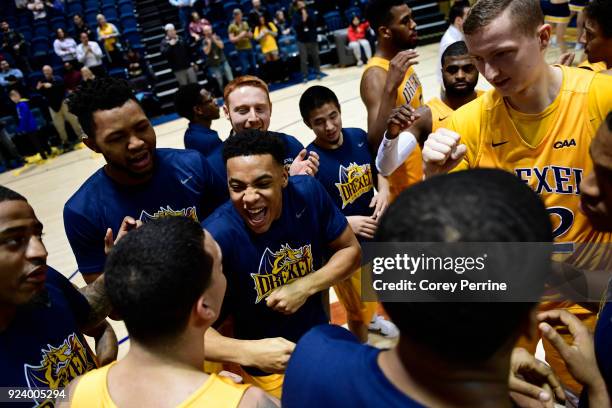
[227,154,279,180]
[389,4,412,24]
[443,55,474,68]
[92,100,147,139]
[0,200,40,231]
[465,12,521,55]
[227,85,270,109]
[310,102,340,121]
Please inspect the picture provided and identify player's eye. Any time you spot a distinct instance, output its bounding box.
[446,67,459,74]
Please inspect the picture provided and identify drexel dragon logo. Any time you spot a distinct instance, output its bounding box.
[139,205,198,222]
[24,333,96,404]
[335,163,373,208]
[252,244,313,303]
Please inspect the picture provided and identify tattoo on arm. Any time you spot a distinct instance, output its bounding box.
[78,275,112,332]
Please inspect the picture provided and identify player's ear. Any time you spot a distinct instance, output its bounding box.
[379,25,391,40]
[82,135,101,153]
[281,166,289,188]
[195,294,217,325]
[537,24,552,50]
[222,104,230,120]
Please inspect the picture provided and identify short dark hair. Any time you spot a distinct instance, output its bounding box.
[463,0,543,37]
[222,129,286,166]
[298,85,341,123]
[67,77,138,140]
[441,40,469,66]
[0,185,26,203]
[448,0,470,25]
[174,83,204,121]
[585,0,612,38]
[366,0,407,32]
[377,169,552,363]
[105,217,213,347]
[607,111,612,132]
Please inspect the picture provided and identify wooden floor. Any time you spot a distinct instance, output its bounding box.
[0,42,569,357]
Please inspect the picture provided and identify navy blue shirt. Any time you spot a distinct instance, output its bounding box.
[308,128,377,218]
[64,148,227,275]
[203,176,347,375]
[206,131,304,181]
[0,267,97,406]
[283,324,425,408]
[183,123,223,157]
[594,285,612,399]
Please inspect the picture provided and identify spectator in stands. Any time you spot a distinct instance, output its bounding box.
[274,10,294,36]
[73,14,92,38]
[80,66,96,83]
[188,11,211,43]
[36,65,82,149]
[254,14,279,62]
[169,0,196,41]
[0,121,24,169]
[293,1,321,82]
[8,88,50,159]
[160,23,198,86]
[438,0,470,87]
[347,15,372,66]
[77,32,105,78]
[229,9,256,75]
[26,0,49,21]
[125,48,154,85]
[175,83,222,157]
[202,25,233,94]
[0,21,31,73]
[63,61,82,93]
[249,0,270,29]
[0,60,23,89]
[96,14,122,66]
[53,28,78,64]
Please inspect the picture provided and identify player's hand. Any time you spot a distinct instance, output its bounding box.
[538,310,606,391]
[508,347,565,407]
[289,149,319,176]
[266,278,310,314]
[556,52,575,67]
[386,104,420,139]
[347,215,378,240]
[243,337,296,373]
[369,192,388,221]
[104,216,142,255]
[422,128,467,178]
[386,49,419,92]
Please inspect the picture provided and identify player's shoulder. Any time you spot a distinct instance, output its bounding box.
[64,168,107,214]
[270,131,304,150]
[157,147,204,165]
[342,127,368,141]
[289,174,324,195]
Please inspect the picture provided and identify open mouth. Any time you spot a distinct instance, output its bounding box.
[492,78,510,88]
[129,151,152,170]
[246,207,267,228]
[25,265,47,285]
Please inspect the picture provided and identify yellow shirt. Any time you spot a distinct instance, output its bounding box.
[578,60,608,72]
[70,362,251,408]
[448,66,612,270]
[364,56,424,200]
[254,23,278,54]
[98,23,118,52]
[427,90,485,131]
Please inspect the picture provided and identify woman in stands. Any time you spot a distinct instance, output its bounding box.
[347,15,372,66]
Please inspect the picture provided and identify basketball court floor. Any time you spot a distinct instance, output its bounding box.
[0,42,568,358]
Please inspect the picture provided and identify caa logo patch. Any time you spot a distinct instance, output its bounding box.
[553,139,576,149]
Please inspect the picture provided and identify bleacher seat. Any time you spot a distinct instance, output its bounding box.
[33,24,50,39]
[278,35,298,58]
[223,2,239,20]
[122,29,143,50]
[27,72,44,88]
[102,6,119,21]
[239,0,253,13]
[118,1,134,16]
[344,7,361,21]
[84,0,100,9]
[66,2,84,16]
[324,11,345,32]
[108,67,127,79]
[50,17,67,32]
[120,15,138,31]
[31,37,49,58]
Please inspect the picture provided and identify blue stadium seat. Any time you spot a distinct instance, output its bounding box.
[27,72,44,88]
[344,7,361,22]
[102,6,118,21]
[17,26,32,42]
[108,67,127,79]
[122,29,143,50]
[118,1,134,16]
[278,34,298,58]
[84,0,100,10]
[101,0,118,6]
[223,2,239,20]
[33,24,50,38]
[120,15,137,31]
[324,11,344,32]
[31,37,49,58]
[66,2,84,16]
[239,0,253,13]
[50,17,67,32]
[85,11,99,27]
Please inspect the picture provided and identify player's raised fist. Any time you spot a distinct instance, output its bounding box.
[422,128,466,178]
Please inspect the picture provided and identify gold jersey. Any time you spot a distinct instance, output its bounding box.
[427,90,485,132]
[364,56,424,200]
[70,362,251,408]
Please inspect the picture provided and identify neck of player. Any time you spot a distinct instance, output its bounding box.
[377,336,514,408]
[442,89,478,111]
[505,65,562,114]
[0,304,17,332]
[192,115,212,129]
[375,41,404,62]
[104,164,154,186]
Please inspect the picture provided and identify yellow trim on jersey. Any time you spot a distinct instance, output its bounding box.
[364,56,424,200]
[578,60,608,72]
[427,90,485,131]
[569,4,585,12]
[239,371,284,399]
[545,15,571,24]
[70,362,251,408]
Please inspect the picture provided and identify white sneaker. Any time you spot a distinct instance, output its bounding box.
[357,60,364,67]
[368,314,399,338]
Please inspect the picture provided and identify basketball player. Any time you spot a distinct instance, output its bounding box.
[299,85,397,341]
[542,0,571,53]
[206,76,319,182]
[60,218,278,408]
[421,0,612,393]
[283,169,554,407]
[360,0,423,200]
[64,77,227,284]
[376,41,481,177]
[582,0,612,74]
[0,186,117,407]
[175,83,223,157]
[202,130,361,398]
[569,0,587,51]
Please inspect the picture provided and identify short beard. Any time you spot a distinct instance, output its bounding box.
[445,83,477,98]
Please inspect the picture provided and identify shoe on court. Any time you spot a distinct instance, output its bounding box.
[357,60,364,67]
[368,314,399,338]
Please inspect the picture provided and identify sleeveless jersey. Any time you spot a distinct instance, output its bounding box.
[427,90,484,132]
[70,362,251,408]
[364,56,423,200]
[577,60,608,72]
